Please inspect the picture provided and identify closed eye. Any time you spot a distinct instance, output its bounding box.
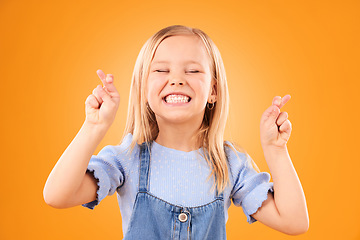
[154,70,200,73]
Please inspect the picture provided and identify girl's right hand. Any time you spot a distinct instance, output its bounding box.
[84,69,120,128]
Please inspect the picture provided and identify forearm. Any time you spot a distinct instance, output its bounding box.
[263,146,308,228]
[43,121,109,206]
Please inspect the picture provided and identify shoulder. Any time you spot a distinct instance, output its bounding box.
[97,133,141,161]
[223,141,255,182]
[224,141,248,165]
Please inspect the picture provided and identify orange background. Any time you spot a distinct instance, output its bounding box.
[1,0,359,239]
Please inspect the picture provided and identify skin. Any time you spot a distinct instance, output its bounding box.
[43,70,120,208]
[146,35,216,152]
[44,35,308,235]
[252,95,309,235]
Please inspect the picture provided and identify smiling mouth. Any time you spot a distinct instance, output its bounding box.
[164,94,191,103]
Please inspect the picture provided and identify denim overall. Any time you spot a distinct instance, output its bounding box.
[123,143,226,240]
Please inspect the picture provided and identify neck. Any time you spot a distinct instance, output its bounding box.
[155,121,202,152]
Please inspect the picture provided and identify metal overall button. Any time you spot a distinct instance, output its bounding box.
[178,212,188,222]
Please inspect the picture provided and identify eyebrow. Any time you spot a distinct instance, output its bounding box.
[151,60,202,65]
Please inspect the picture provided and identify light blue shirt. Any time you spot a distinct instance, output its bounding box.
[83,134,273,234]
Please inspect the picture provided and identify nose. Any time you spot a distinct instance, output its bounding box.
[170,81,184,86]
[168,69,186,86]
[170,76,185,86]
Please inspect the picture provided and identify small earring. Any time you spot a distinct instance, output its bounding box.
[207,100,215,110]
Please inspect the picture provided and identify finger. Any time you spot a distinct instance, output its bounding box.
[95,84,113,103]
[278,94,291,109]
[279,119,292,138]
[96,69,110,88]
[92,85,104,105]
[272,94,291,109]
[105,74,113,83]
[93,83,116,106]
[276,111,288,126]
[272,96,282,107]
[97,70,118,95]
[96,69,106,82]
[85,94,100,109]
[261,104,280,126]
[103,74,118,94]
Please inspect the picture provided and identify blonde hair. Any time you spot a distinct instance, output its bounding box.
[123,25,231,193]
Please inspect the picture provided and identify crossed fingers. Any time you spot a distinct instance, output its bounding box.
[272,94,291,109]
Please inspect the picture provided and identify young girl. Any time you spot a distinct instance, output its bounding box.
[43,25,309,239]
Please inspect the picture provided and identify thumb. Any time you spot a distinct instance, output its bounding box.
[96,85,113,103]
[261,105,280,126]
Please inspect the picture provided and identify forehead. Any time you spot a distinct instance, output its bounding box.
[151,35,210,66]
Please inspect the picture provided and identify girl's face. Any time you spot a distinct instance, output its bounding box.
[146,35,215,126]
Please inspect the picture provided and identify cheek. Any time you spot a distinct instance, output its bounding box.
[192,78,211,96]
[146,76,165,100]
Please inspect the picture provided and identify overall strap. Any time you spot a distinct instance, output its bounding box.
[138,142,151,192]
[214,173,224,200]
[215,188,224,200]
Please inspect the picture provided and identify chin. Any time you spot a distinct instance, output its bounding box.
[156,114,202,126]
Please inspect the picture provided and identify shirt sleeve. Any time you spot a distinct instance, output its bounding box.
[82,134,133,209]
[227,145,274,224]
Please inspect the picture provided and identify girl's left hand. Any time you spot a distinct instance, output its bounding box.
[260,95,292,150]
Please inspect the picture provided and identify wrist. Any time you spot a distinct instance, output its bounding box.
[262,144,289,160]
[82,121,110,136]
[262,142,287,152]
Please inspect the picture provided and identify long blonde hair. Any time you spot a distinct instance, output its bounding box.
[123,25,231,193]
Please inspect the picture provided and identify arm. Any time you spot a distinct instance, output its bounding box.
[43,70,120,208]
[251,95,309,235]
[43,122,108,208]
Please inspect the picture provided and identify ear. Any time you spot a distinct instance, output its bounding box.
[208,79,217,103]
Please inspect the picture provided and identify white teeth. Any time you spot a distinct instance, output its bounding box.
[165,94,190,103]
